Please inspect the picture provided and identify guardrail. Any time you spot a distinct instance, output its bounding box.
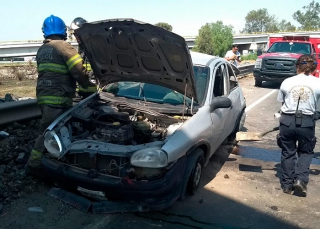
[238,64,255,77]
[0,99,41,126]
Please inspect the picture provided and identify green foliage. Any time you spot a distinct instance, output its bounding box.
[192,24,214,55]
[243,8,270,33]
[278,20,296,32]
[242,1,320,33]
[193,21,233,57]
[154,22,173,32]
[242,8,276,33]
[293,0,320,30]
[241,53,257,60]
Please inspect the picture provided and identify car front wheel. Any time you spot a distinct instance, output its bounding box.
[179,148,204,200]
[255,79,262,87]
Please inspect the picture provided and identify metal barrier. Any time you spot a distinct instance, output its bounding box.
[238,64,255,77]
[0,99,41,126]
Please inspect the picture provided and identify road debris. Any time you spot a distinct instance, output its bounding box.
[236,132,262,141]
[0,131,9,139]
[270,206,278,211]
[47,187,150,214]
[27,206,43,213]
[16,153,26,163]
[236,127,280,141]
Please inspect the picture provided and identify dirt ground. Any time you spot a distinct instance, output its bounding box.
[0,65,37,98]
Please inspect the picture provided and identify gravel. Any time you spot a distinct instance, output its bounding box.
[0,119,41,206]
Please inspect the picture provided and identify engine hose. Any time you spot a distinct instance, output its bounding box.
[261,126,279,137]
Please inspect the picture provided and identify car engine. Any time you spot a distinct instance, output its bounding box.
[66,102,181,145]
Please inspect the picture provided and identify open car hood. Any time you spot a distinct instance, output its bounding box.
[75,19,197,101]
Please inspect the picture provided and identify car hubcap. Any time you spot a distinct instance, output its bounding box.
[194,162,202,187]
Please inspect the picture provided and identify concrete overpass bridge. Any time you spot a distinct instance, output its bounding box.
[2,31,320,59]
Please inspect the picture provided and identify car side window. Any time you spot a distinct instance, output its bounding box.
[213,65,225,97]
[226,64,238,91]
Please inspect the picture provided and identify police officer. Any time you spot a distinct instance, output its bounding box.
[26,15,96,174]
[277,54,320,196]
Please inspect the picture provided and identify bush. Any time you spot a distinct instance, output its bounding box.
[241,53,257,60]
[11,67,25,81]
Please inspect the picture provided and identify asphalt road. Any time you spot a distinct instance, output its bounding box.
[1,75,320,229]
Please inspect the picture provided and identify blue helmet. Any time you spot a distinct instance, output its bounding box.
[42,15,67,39]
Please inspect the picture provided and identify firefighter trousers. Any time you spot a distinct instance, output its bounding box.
[27,105,70,168]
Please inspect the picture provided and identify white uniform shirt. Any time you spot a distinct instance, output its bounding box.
[225,50,241,66]
[277,73,320,115]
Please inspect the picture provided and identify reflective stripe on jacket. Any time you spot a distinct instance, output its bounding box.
[36,37,91,106]
[83,63,92,71]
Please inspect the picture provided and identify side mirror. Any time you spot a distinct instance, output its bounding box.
[210,97,232,112]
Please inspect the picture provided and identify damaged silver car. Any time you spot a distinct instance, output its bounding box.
[42,19,246,211]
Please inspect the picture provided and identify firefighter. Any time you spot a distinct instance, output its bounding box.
[69,17,95,94]
[277,54,320,196]
[26,15,97,174]
[69,17,87,58]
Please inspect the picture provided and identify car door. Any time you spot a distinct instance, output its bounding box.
[209,63,231,144]
[224,63,241,133]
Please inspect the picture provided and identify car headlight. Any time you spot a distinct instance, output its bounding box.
[44,130,62,158]
[254,58,262,69]
[130,147,168,168]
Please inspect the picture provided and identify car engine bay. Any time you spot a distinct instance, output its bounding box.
[46,96,191,180]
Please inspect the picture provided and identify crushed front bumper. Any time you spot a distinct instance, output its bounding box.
[42,156,186,211]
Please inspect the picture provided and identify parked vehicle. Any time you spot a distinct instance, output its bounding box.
[42,19,246,211]
[253,33,320,87]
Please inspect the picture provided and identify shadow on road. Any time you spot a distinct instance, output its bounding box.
[259,81,281,89]
[137,145,300,229]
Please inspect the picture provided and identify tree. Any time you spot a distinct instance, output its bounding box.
[278,20,296,32]
[192,24,214,55]
[154,22,173,31]
[265,15,279,33]
[293,0,320,30]
[193,21,233,57]
[242,8,272,33]
[241,8,298,33]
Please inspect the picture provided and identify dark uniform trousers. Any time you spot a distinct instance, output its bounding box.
[28,105,70,167]
[277,114,316,188]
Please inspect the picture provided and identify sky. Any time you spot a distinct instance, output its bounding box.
[0,0,314,42]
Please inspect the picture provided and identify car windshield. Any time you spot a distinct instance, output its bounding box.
[267,42,311,54]
[103,66,209,106]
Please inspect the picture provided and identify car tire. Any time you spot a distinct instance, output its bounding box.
[179,148,204,200]
[255,79,262,87]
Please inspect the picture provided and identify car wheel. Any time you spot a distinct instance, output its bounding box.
[255,79,262,87]
[179,148,204,200]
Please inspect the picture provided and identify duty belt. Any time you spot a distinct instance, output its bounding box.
[282,112,315,118]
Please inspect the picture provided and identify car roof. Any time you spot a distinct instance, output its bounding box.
[190,51,220,67]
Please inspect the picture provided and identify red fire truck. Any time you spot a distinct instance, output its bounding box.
[253,33,320,87]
